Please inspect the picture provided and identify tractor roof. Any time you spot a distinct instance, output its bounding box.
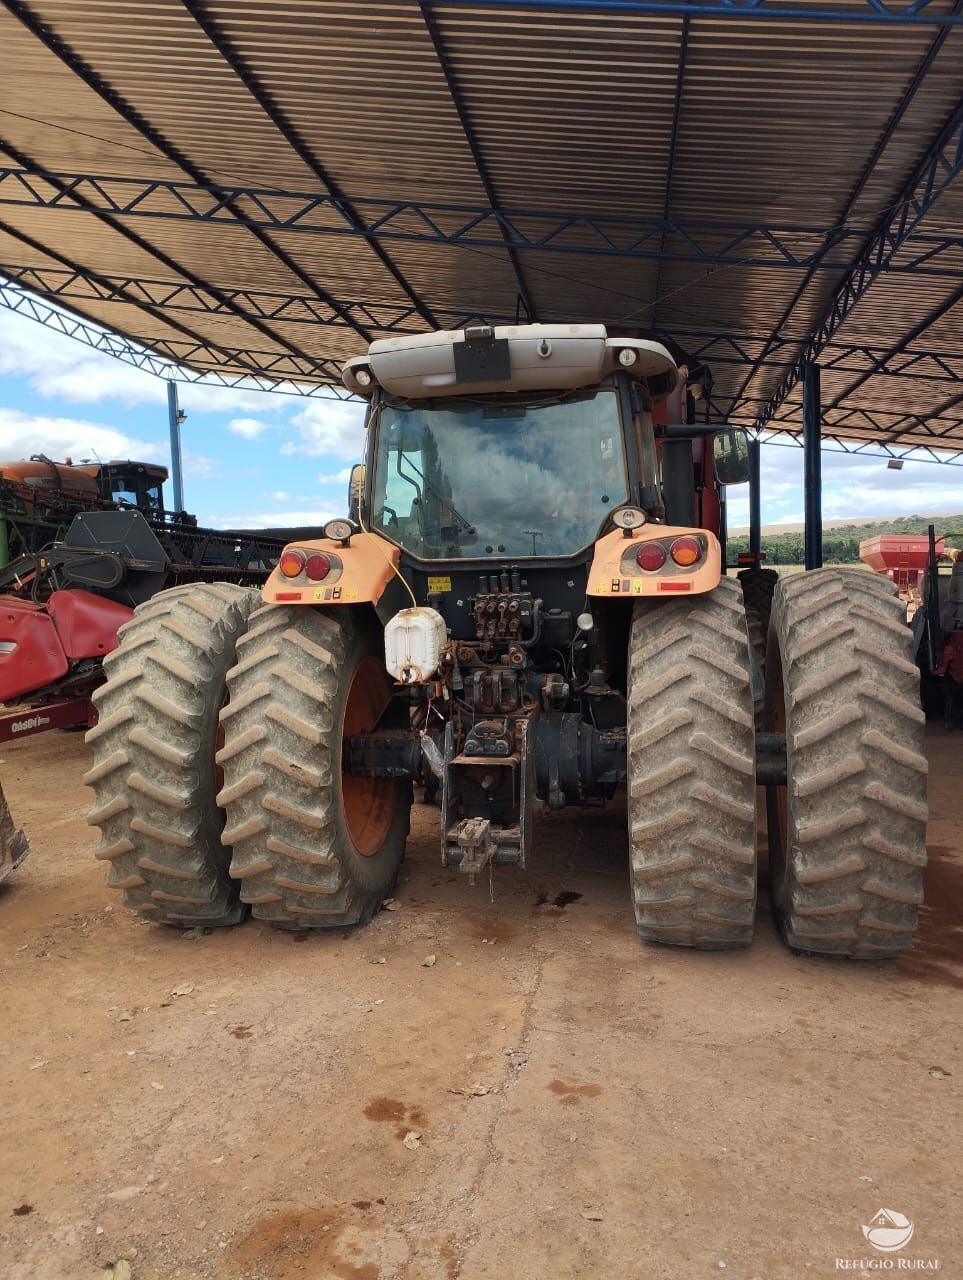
[342,324,678,401]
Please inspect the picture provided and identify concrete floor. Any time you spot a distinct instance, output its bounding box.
[0,726,960,1280]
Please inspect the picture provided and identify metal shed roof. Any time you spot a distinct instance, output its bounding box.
[0,0,962,461]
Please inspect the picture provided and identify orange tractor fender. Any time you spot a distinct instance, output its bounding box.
[261,530,401,607]
[587,525,722,599]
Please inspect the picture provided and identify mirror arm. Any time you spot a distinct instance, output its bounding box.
[658,423,731,439]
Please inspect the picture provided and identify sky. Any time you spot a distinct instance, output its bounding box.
[0,306,959,531]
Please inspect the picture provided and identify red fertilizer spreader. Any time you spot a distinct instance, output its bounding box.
[858,533,945,591]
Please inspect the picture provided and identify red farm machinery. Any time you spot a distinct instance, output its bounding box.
[0,456,327,882]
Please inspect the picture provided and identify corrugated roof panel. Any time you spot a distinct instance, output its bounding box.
[0,0,959,452]
[206,0,490,204]
[427,8,682,214]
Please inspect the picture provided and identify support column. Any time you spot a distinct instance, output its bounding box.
[748,435,762,562]
[802,362,822,571]
[718,488,728,571]
[166,380,185,516]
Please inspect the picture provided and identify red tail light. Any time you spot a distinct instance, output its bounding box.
[670,537,701,567]
[304,554,331,582]
[279,550,306,578]
[636,542,667,572]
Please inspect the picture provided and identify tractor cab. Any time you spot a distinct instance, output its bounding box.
[80,460,169,515]
[324,325,751,654]
[345,324,748,565]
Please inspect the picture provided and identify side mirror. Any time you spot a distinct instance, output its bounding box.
[347,463,365,521]
[712,427,751,486]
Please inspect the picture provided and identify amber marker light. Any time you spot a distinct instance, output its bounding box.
[279,549,306,578]
[670,537,701,567]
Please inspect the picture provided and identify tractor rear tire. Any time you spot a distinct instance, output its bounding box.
[85,582,260,926]
[218,605,410,929]
[627,576,758,949]
[764,568,927,958]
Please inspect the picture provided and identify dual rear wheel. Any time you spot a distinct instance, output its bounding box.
[87,571,926,957]
[626,568,926,956]
[85,588,409,930]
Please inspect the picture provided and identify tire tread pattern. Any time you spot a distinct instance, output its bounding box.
[766,567,927,958]
[628,576,757,949]
[84,582,260,924]
[218,605,408,928]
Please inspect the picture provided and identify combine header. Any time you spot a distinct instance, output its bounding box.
[0,508,296,737]
[1,491,320,881]
[86,324,927,957]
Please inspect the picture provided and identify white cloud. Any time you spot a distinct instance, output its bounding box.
[227,416,272,440]
[0,406,167,465]
[0,308,303,416]
[0,309,165,406]
[280,399,366,461]
[725,442,963,530]
[316,466,354,486]
[183,451,219,479]
[196,507,342,530]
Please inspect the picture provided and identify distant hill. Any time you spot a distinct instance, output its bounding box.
[729,513,961,536]
[728,514,963,566]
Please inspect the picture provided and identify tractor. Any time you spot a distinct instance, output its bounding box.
[85,324,927,957]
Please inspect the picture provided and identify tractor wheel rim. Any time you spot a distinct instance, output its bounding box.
[341,656,397,856]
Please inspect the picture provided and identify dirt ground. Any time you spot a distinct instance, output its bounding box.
[1,727,960,1280]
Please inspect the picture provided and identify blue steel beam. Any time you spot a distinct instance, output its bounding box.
[438,0,963,24]
[2,164,962,272]
[822,280,963,410]
[759,433,963,466]
[0,260,482,334]
[0,137,351,377]
[714,388,963,460]
[0,279,354,399]
[663,16,690,229]
[889,384,963,443]
[0,278,342,380]
[0,217,327,387]
[756,98,963,427]
[733,394,963,444]
[6,259,962,384]
[650,15,691,324]
[4,259,962,389]
[4,273,963,457]
[656,327,963,379]
[803,363,823,570]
